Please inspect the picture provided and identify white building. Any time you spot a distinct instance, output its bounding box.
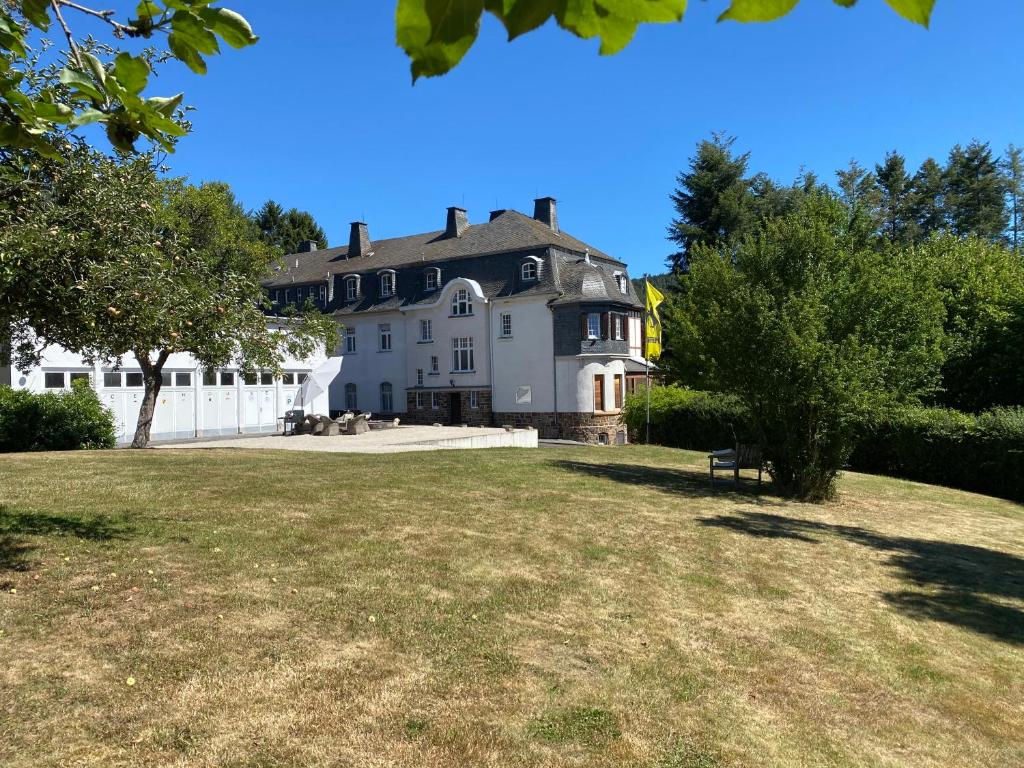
[264,198,647,443]
[0,338,328,444]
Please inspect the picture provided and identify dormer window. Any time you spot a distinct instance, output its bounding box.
[451,288,472,316]
[379,270,395,298]
[425,268,440,291]
[615,272,628,294]
[521,261,538,281]
[344,275,360,301]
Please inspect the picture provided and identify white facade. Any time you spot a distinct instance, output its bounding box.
[3,342,330,444]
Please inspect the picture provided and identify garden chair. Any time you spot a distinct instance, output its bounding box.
[709,443,764,487]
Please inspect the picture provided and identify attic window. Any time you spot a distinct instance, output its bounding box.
[521,262,537,281]
[344,275,360,301]
[425,268,440,291]
[379,270,395,298]
[614,272,628,294]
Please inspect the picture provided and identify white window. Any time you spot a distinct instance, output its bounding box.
[378,323,392,352]
[296,287,305,303]
[431,392,440,410]
[587,313,601,340]
[345,328,356,353]
[430,355,439,374]
[469,390,479,409]
[44,371,65,389]
[452,337,474,372]
[416,391,427,408]
[285,289,293,304]
[379,271,394,297]
[298,372,308,384]
[218,371,234,387]
[126,372,144,387]
[416,369,424,387]
[176,372,192,387]
[613,314,623,341]
[616,274,628,294]
[521,261,537,281]
[319,284,327,304]
[345,383,357,411]
[346,277,358,301]
[282,372,295,385]
[380,382,393,412]
[451,288,472,316]
[420,319,432,342]
[425,269,439,291]
[500,312,512,338]
[104,372,122,387]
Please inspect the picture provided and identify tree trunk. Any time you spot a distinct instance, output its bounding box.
[130,349,170,448]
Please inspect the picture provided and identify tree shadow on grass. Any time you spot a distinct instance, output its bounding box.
[0,504,134,581]
[697,511,1024,645]
[549,460,783,504]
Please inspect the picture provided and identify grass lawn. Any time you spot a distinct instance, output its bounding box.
[1,446,1022,767]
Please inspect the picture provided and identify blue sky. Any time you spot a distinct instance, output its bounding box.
[93,2,1024,275]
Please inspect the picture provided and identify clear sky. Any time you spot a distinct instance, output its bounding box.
[110,1,1024,275]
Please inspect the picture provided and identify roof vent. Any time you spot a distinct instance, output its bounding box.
[489,209,507,221]
[348,221,370,258]
[533,196,558,233]
[445,207,468,238]
[297,239,318,253]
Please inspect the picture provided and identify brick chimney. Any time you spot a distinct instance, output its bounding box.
[445,207,468,238]
[533,197,558,232]
[348,221,370,257]
[297,239,318,253]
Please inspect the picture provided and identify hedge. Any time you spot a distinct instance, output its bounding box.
[624,385,1024,502]
[0,380,117,452]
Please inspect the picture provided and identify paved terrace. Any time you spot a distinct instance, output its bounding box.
[155,425,538,454]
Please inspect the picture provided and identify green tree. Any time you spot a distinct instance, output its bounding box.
[665,195,946,500]
[667,133,751,271]
[911,235,1024,411]
[875,151,917,244]
[254,200,328,254]
[1003,144,1024,253]
[836,159,881,232]
[0,144,337,447]
[945,141,1008,241]
[909,157,947,238]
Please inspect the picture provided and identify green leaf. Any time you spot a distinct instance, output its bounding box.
[718,0,798,22]
[59,67,105,102]
[197,7,258,48]
[80,51,107,87]
[171,11,221,55]
[488,0,556,40]
[112,52,150,95]
[884,0,934,26]
[20,0,52,31]
[71,108,108,127]
[168,33,208,74]
[396,0,483,81]
[146,92,184,117]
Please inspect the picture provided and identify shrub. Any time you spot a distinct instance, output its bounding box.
[623,385,753,450]
[0,379,116,452]
[850,405,1024,501]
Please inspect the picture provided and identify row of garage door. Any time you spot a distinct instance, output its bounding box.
[96,371,310,443]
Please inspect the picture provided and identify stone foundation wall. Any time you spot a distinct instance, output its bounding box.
[492,412,559,439]
[405,389,492,426]
[556,412,627,445]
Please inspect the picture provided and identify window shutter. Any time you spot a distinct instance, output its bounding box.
[601,312,610,340]
[623,314,630,344]
[580,313,588,340]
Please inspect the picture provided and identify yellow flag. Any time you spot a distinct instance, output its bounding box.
[644,280,665,361]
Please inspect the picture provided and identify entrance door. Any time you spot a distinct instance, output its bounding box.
[449,392,462,425]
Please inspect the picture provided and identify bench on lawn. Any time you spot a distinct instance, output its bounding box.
[709,443,764,487]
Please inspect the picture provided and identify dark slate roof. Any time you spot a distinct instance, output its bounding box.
[263,209,620,288]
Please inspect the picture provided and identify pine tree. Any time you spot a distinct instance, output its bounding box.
[944,140,1008,241]
[1003,144,1024,253]
[909,158,947,238]
[875,151,917,244]
[667,133,751,271]
[836,159,881,231]
[253,200,328,254]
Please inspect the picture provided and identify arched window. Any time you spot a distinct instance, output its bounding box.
[521,261,537,281]
[424,267,440,291]
[345,276,359,301]
[380,382,393,412]
[451,288,472,316]
[379,270,395,298]
[344,383,357,411]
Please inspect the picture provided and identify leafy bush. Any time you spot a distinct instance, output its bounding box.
[623,385,753,450]
[850,406,1024,501]
[0,380,116,452]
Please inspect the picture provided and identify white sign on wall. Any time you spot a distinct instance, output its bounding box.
[515,385,532,405]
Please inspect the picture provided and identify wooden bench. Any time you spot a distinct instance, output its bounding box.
[709,443,764,487]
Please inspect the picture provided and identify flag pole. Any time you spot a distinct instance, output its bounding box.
[644,274,651,445]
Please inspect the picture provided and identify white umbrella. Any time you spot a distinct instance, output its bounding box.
[296,356,343,415]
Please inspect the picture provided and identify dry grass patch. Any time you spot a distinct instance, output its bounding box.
[1,445,1022,767]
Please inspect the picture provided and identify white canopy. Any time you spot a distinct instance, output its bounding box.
[296,356,343,415]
